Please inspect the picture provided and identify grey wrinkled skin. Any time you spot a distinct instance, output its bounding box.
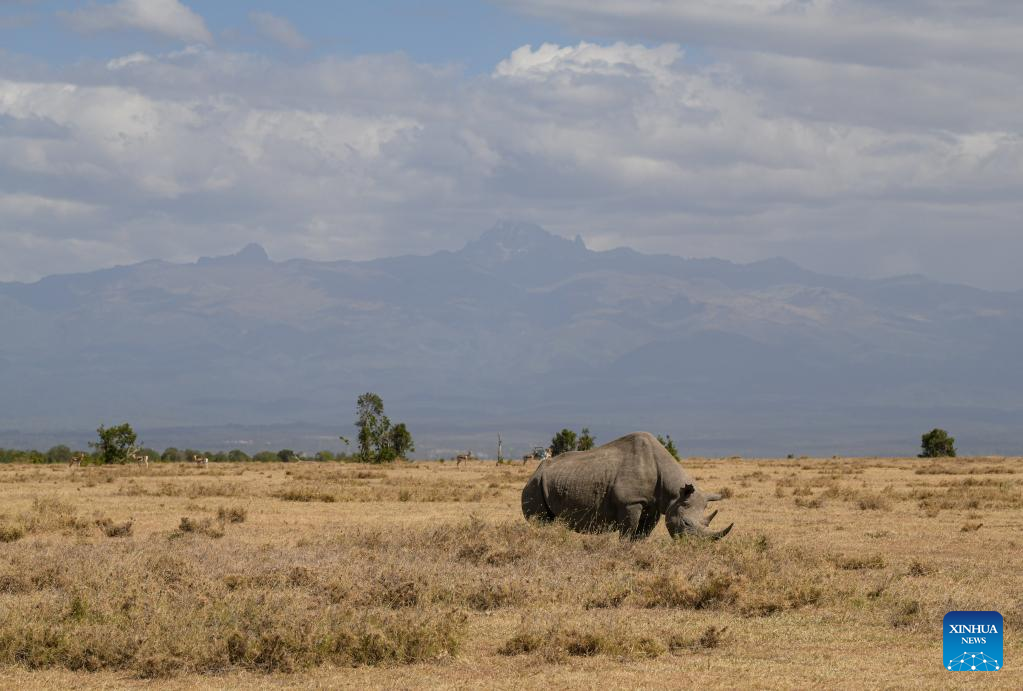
[521,432,733,540]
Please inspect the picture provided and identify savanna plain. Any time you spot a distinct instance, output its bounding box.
[0,455,1020,690]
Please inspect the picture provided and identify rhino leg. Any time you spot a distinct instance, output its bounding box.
[637,505,659,538]
[617,503,646,539]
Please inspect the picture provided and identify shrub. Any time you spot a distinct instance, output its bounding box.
[275,488,336,503]
[669,625,728,652]
[920,428,956,458]
[889,600,922,628]
[639,571,737,609]
[217,506,248,523]
[834,554,886,570]
[175,516,224,538]
[500,622,665,661]
[550,429,577,456]
[95,517,133,538]
[0,524,24,543]
[856,494,891,511]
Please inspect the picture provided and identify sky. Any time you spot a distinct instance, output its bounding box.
[1,1,1021,290]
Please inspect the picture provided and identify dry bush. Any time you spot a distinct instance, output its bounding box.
[0,523,24,543]
[332,479,489,503]
[960,522,983,532]
[175,516,224,538]
[906,560,934,576]
[856,493,892,511]
[833,554,886,570]
[912,482,1022,511]
[668,625,728,652]
[637,571,737,609]
[584,580,633,609]
[0,497,90,540]
[915,463,1015,476]
[500,619,665,661]
[888,600,922,628]
[465,579,525,611]
[94,517,133,538]
[120,481,245,499]
[217,505,248,523]
[275,487,336,503]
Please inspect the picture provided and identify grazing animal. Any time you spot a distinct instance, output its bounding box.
[69,453,86,468]
[455,452,473,467]
[191,454,209,466]
[522,446,552,464]
[128,449,149,467]
[521,431,733,540]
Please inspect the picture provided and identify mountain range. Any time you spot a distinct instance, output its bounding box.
[2,221,1021,457]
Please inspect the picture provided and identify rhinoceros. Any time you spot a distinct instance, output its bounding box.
[521,431,733,539]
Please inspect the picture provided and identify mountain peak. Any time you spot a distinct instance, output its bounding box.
[197,243,270,266]
[460,221,586,266]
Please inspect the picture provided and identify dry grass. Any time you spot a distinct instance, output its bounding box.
[0,455,1021,689]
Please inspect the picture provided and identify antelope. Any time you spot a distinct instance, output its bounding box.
[69,452,86,468]
[455,452,473,467]
[191,454,209,466]
[128,447,149,467]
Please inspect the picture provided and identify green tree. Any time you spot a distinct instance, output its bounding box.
[577,428,595,451]
[389,423,415,459]
[551,428,578,456]
[162,447,182,462]
[227,449,250,462]
[356,392,390,462]
[45,445,73,465]
[278,449,297,462]
[920,428,956,458]
[657,434,680,461]
[252,451,277,462]
[353,393,413,463]
[90,423,137,464]
[316,450,335,462]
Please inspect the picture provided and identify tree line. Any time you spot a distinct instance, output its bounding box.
[0,408,959,463]
[1,392,416,465]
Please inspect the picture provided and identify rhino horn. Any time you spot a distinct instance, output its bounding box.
[702,509,719,526]
[706,522,733,540]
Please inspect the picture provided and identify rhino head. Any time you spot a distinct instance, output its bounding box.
[664,485,733,540]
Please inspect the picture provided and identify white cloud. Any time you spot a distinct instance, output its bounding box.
[64,0,212,44]
[500,0,1023,70]
[249,11,308,51]
[106,52,152,70]
[1,28,1023,290]
[494,41,681,80]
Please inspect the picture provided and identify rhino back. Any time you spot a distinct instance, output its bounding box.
[541,451,621,529]
[540,434,666,528]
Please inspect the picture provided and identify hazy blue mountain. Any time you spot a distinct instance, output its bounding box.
[2,221,1022,457]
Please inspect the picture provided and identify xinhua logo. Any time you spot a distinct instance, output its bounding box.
[944,611,1003,671]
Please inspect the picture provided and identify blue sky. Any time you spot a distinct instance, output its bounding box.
[1,1,1022,290]
[2,1,578,70]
